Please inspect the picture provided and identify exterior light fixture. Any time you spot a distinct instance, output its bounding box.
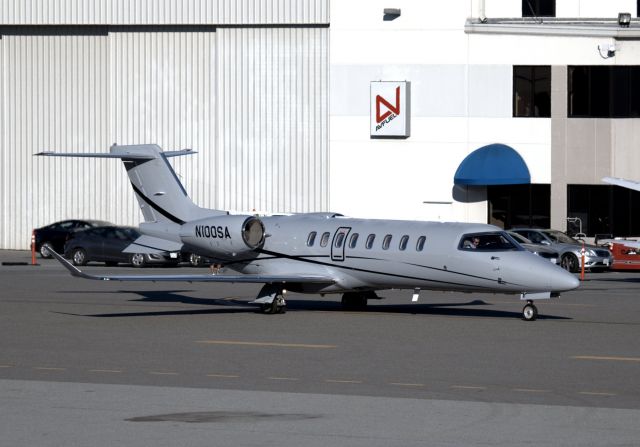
[618,12,631,27]
[383,8,401,21]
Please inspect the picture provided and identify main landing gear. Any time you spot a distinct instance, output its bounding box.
[260,295,287,314]
[522,300,538,321]
[254,284,287,314]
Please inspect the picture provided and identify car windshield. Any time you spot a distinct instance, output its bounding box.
[508,232,531,244]
[459,232,521,251]
[542,230,580,244]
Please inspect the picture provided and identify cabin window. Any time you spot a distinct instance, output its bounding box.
[459,232,519,251]
[334,232,346,248]
[416,236,426,251]
[365,234,376,249]
[307,231,317,247]
[320,232,331,247]
[399,235,409,251]
[349,233,359,248]
[382,234,392,250]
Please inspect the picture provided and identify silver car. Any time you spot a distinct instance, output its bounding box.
[510,228,613,273]
[507,231,559,264]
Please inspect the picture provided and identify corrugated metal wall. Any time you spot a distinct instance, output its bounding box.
[0,0,329,25]
[0,4,329,249]
[217,27,328,213]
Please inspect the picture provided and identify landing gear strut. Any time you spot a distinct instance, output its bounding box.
[254,284,287,314]
[522,300,538,321]
[260,295,287,314]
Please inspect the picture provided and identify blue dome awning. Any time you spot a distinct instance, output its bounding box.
[454,143,531,186]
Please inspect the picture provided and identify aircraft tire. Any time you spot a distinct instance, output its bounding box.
[522,302,538,321]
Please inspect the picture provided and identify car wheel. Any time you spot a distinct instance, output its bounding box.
[560,253,579,273]
[71,248,88,266]
[130,253,146,268]
[189,253,203,267]
[39,242,53,258]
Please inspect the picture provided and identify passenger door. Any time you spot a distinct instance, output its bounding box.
[331,227,351,262]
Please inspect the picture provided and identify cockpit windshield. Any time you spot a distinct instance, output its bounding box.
[459,232,521,251]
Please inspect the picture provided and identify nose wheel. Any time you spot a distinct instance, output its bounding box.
[522,300,538,321]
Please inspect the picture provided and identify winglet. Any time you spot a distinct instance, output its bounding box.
[48,249,108,281]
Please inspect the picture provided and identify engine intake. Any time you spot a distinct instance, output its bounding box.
[180,215,265,259]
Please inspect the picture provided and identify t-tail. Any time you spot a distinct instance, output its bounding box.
[37,144,225,225]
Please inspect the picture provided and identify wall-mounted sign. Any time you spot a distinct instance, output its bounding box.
[370,81,410,139]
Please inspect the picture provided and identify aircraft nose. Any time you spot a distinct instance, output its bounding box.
[548,266,580,292]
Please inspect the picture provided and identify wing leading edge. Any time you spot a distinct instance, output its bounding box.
[48,249,335,285]
[602,176,640,192]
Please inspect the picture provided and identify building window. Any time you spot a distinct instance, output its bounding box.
[513,66,551,117]
[306,231,317,247]
[568,185,640,237]
[349,233,359,249]
[488,184,550,229]
[416,236,426,251]
[522,0,555,17]
[382,234,392,250]
[568,66,640,118]
[366,234,376,249]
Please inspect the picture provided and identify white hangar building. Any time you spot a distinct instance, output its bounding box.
[2,0,640,249]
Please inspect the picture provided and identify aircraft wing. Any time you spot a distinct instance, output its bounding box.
[602,176,640,192]
[49,249,334,285]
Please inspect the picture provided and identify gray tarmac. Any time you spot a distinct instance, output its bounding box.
[1,250,640,446]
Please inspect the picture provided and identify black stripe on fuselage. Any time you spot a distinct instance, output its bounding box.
[130,182,185,225]
[255,249,521,289]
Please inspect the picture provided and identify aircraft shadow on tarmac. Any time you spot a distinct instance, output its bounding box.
[57,289,570,320]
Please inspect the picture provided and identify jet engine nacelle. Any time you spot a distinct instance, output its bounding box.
[180,215,265,259]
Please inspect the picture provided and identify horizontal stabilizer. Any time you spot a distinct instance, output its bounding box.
[35,149,196,159]
[123,235,183,254]
[49,249,335,285]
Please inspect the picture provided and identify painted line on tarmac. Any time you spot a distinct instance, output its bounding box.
[196,340,337,349]
[325,379,363,384]
[572,355,640,362]
[0,365,13,368]
[149,371,179,376]
[450,385,486,390]
[512,388,551,393]
[579,391,617,397]
[206,374,240,378]
[389,382,425,388]
[268,377,300,381]
[34,367,66,371]
[88,369,123,373]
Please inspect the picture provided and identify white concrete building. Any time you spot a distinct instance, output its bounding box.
[2,0,640,249]
[330,0,640,240]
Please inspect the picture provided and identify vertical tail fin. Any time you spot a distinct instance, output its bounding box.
[36,144,225,224]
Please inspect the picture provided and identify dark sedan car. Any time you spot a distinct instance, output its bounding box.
[64,226,180,267]
[33,219,110,258]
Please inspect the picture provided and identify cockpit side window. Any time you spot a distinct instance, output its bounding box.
[459,232,519,251]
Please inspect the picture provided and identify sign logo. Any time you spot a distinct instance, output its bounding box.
[376,86,401,126]
[370,81,410,139]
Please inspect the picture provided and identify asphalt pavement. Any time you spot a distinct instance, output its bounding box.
[1,250,639,446]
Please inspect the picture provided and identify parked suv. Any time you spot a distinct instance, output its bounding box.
[510,228,613,273]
